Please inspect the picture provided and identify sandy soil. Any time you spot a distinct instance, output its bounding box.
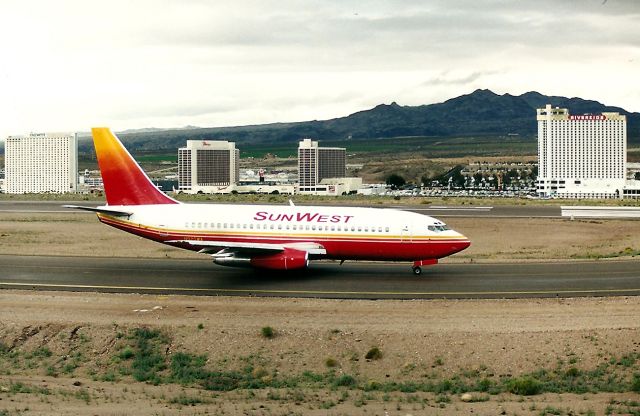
[1,291,640,415]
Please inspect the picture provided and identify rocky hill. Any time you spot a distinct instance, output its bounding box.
[80,89,640,152]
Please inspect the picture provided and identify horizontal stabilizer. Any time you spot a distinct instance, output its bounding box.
[63,205,133,217]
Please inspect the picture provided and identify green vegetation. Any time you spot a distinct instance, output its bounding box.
[364,347,383,360]
[325,357,338,368]
[261,326,275,339]
[3,326,640,406]
[507,376,542,395]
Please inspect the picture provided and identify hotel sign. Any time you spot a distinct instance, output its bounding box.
[569,115,606,121]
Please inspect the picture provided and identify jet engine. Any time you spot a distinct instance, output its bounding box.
[213,248,309,270]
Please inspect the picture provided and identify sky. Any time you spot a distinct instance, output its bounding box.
[0,0,639,139]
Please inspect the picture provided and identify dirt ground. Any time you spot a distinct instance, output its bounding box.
[2,211,640,414]
[0,292,639,415]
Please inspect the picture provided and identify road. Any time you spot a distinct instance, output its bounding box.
[0,200,561,218]
[1,254,638,299]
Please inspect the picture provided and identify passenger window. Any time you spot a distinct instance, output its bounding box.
[293,225,297,230]
[351,226,355,231]
[286,225,290,230]
[185,222,189,228]
[312,225,316,230]
[378,227,383,232]
[250,224,254,229]
[230,224,234,229]
[217,223,221,228]
[223,223,228,228]
[385,227,389,232]
[306,225,310,230]
[192,222,196,228]
[270,224,274,230]
[357,227,362,232]
[331,226,335,231]
[278,224,282,230]
[364,227,368,232]
[243,224,247,229]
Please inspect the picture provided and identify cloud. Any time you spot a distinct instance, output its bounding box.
[0,0,639,138]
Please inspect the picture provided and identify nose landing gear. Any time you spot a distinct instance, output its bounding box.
[412,259,438,275]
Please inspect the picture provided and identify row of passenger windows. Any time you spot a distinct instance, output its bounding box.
[184,222,391,233]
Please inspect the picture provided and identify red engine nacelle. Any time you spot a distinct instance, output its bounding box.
[249,248,309,270]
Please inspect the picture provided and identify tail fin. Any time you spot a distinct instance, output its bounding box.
[92,127,179,206]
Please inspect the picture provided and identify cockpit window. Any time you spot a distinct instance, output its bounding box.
[428,225,450,232]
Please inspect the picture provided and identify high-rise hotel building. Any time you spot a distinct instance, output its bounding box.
[5,132,78,194]
[298,138,346,194]
[536,104,626,199]
[177,140,239,193]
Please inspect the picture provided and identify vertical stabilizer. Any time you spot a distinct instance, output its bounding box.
[92,127,179,206]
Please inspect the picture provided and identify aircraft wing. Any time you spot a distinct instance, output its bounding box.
[167,240,326,256]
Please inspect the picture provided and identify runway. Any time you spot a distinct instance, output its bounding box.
[1,254,639,299]
[0,200,561,218]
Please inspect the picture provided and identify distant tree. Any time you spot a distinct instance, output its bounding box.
[450,166,465,188]
[386,174,406,189]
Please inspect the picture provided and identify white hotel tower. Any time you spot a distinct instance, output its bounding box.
[5,132,78,194]
[536,104,626,199]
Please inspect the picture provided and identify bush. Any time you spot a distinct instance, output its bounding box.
[261,326,275,339]
[201,372,243,391]
[506,376,542,395]
[632,373,640,393]
[170,352,208,384]
[325,358,338,368]
[334,374,356,387]
[118,347,134,360]
[365,347,382,360]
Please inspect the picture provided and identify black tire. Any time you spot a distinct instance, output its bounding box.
[412,266,422,276]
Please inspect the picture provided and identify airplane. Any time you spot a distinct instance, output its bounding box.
[66,128,470,275]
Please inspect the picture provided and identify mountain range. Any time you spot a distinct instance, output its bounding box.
[81,89,639,152]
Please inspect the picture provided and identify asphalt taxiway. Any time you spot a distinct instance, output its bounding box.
[1,254,638,299]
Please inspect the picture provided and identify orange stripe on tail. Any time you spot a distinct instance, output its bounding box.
[92,127,179,206]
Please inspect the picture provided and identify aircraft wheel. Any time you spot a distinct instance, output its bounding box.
[412,266,422,276]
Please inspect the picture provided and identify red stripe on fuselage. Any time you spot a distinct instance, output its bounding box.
[98,215,470,261]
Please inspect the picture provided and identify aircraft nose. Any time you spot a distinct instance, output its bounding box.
[450,233,471,255]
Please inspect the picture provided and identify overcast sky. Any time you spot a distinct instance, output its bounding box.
[1,0,638,139]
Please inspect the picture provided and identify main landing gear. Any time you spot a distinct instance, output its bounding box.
[412,259,438,275]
